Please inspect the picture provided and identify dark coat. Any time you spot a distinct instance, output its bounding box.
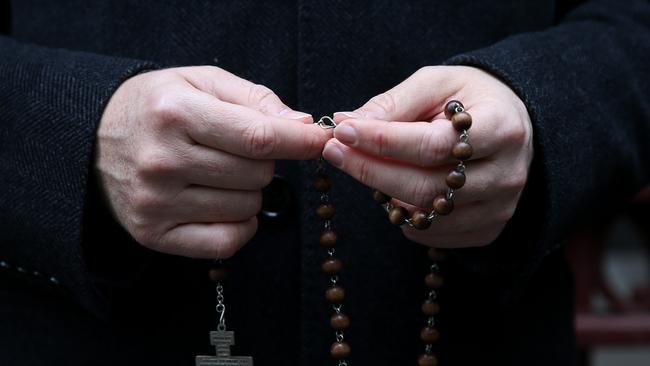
[1,1,649,365]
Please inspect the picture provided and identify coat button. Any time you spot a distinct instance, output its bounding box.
[260,175,293,220]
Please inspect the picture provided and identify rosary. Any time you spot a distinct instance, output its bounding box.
[195,100,473,366]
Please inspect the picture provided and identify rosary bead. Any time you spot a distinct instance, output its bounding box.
[372,190,391,204]
[421,299,441,316]
[445,169,466,189]
[418,353,439,366]
[326,285,346,303]
[322,258,343,274]
[451,111,472,131]
[427,248,446,262]
[420,326,440,343]
[411,210,432,230]
[444,100,464,119]
[316,203,336,219]
[432,195,454,215]
[388,206,409,225]
[208,268,228,283]
[314,175,332,192]
[320,230,338,247]
[330,341,351,359]
[452,141,473,161]
[425,273,444,289]
[330,313,351,330]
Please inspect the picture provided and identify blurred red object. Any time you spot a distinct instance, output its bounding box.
[567,186,650,350]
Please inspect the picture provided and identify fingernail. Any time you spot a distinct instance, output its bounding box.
[280,109,312,121]
[334,124,357,145]
[333,111,361,122]
[322,141,344,168]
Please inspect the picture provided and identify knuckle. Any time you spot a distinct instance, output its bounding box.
[410,175,439,207]
[243,122,276,158]
[136,149,179,178]
[131,188,162,215]
[415,65,435,77]
[302,132,323,159]
[129,221,161,249]
[496,204,517,223]
[418,129,449,166]
[216,221,257,259]
[146,91,183,125]
[374,129,390,157]
[356,159,374,187]
[368,92,397,116]
[248,84,276,106]
[250,191,263,214]
[502,120,528,147]
[257,161,276,187]
[499,164,529,192]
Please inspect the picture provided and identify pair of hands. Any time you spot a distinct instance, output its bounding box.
[95,65,533,259]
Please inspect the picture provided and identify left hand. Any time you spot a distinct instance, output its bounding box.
[322,66,533,248]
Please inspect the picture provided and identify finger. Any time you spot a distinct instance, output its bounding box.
[331,104,497,167]
[183,144,275,190]
[335,66,461,122]
[183,91,331,160]
[178,66,312,122]
[322,139,497,208]
[158,217,258,259]
[167,186,262,224]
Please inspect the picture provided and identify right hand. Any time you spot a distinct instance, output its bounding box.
[95,66,331,258]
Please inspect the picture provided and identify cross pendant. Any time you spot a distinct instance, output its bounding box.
[195,331,254,366]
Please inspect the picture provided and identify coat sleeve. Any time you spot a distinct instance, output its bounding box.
[0,25,157,317]
[444,0,650,300]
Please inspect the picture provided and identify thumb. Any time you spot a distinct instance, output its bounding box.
[179,66,313,123]
[334,66,459,123]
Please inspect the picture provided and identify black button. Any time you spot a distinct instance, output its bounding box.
[260,175,294,220]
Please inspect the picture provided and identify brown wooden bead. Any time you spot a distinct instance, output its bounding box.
[427,248,446,262]
[445,169,466,189]
[451,111,472,131]
[418,353,439,366]
[452,141,473,161]
[388,206,408,225]
[421,299,441,316]
[372,190,391,204]
[313,175,332,192]
[420,326,440,343]
[330,313,350,330]
[432,195,453,215]
[325,285,345,303]
[316,203,336,219]
[425,273,444,289]
[321,258,343,274]
[320,230,338,247]
[330,341,351,359]
[444,100,464,119]
[208,268,228,282]
[411,210,432,230]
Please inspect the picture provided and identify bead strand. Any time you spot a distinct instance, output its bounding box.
[315,159,351,365]
[417,248,446,366]
[372,100,473,230]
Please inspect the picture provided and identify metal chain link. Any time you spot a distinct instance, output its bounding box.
[216,283,227,331]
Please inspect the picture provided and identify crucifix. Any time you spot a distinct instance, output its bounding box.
[195,330,253,366]
[195,266,253,366]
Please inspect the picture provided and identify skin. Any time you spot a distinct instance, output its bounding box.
[97,64,532,258]
[323,66,534,248]
[95,66,332,259]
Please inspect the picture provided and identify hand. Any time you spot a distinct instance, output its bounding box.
[323,66,533,248]
[95,66,331,258]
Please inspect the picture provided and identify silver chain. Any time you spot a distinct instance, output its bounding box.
[216,283,227,331]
